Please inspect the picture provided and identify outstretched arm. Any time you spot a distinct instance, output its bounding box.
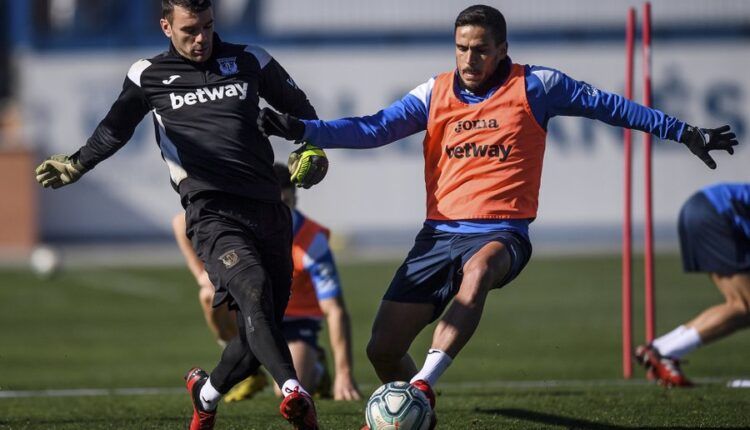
[77,75,151,169]
[36,63,151,188]
[527,66,738,168]
[300,95,427,149]
[258,78,434,149]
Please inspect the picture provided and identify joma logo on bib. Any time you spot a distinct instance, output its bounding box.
[170,82,248,110]
[453,118,499,134]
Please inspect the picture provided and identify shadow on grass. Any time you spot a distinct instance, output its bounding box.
[439,390,585,398]
[479,408,750,430]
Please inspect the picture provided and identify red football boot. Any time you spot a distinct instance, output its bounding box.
[184,367,217,430]
[280,387,320,430]
[410,380,436,408]
[411,380,437,429]
[634,344,693,388]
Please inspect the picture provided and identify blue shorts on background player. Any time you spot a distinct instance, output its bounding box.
[635,183,750,387]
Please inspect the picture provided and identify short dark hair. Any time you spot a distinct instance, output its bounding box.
[273,163,294,190]
[162,0,212,22]
[454,5,507,44]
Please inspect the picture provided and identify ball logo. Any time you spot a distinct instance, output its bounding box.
[453,118,499,134]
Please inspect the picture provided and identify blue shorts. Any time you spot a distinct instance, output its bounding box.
[679,192,750,274]
[383,224,532,322]
[282,318,322,348]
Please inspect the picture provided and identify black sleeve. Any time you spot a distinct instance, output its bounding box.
[76,77,151,169]
[258,58,318,120]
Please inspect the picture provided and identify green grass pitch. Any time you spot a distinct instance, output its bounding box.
[1,254,749,429]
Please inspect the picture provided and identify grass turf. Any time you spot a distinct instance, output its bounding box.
[1,254,749,429]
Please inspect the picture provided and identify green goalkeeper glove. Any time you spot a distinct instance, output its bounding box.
[288,144,328,189]
[35,154,87,189]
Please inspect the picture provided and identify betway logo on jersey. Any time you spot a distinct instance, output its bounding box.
[170,83,248,110]
[445,142,513,162]
[453,118,499,134]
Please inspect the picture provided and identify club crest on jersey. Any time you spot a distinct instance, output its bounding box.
[217,57,238,76]
[219,250,240,268]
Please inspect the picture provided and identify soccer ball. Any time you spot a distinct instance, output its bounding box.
[365,381,433,430]
[29,245,60,279]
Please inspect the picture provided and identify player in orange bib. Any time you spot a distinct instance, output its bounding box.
[257,5,738,426]
[173,164,361,402]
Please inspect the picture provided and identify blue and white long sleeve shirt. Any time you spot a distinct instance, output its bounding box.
[301,58,687,236]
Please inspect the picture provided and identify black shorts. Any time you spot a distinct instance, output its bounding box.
[185,191,293,309]
[384,224,532,322]
[282,318,322,348]
[679,192,750,275]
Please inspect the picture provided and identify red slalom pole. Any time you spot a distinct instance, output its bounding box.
[642,1,656,344]
[622,6,635,379]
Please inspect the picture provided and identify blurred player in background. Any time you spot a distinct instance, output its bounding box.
[172,163,361,401]
[173,213,238,350]
[34,1,327,428]
[636,183,750,387]
[258,4,739,427]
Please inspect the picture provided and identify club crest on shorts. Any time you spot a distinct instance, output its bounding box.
[217,57,238,76]
[219,250,239,268]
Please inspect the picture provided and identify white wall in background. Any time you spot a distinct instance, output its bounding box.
[19,40,749,241]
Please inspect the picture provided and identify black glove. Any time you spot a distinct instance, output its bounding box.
[679,124,738,169]
[257,108,305,141]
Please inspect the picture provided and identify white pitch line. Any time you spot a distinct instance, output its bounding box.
[0,377,736,399]
[0,387,183,399]
[434,377,730,389]
[72,271,182,303]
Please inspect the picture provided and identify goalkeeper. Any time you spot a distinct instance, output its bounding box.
[172,163,361,401]
[34,1,328,428]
